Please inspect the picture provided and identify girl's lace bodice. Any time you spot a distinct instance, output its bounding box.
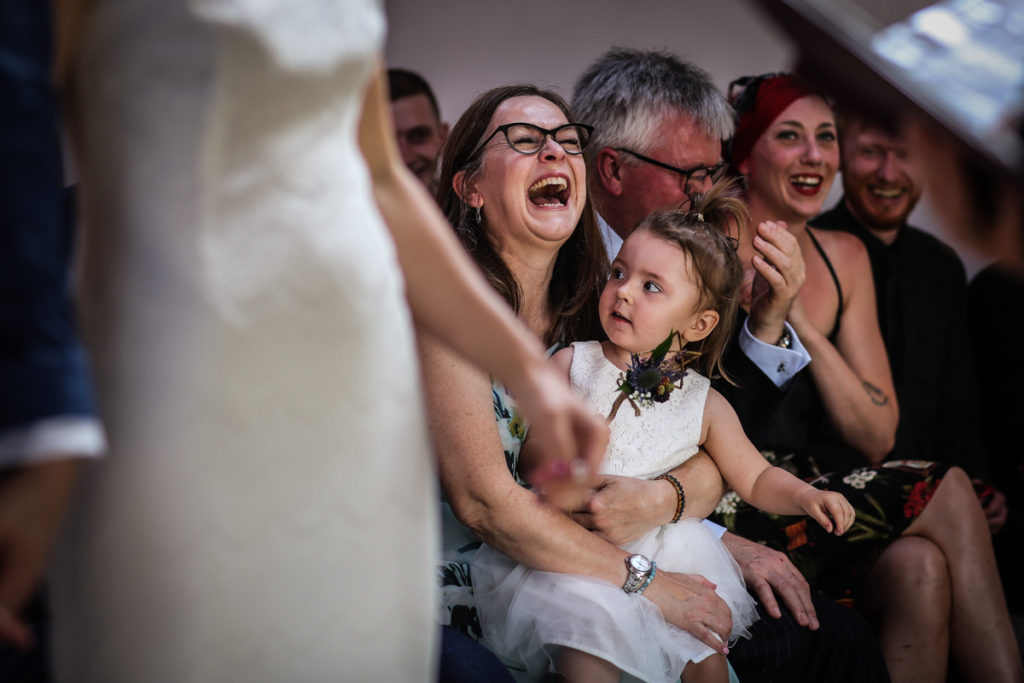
[569,341,709,480]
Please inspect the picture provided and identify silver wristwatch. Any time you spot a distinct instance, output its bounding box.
[622,553,654,594]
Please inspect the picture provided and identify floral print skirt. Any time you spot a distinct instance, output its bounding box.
[710,457,951,606]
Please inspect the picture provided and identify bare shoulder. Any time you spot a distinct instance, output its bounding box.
[810,227,869,269]
[700,386,737,439]
[809,227,873,294]
[549,345,575,379]
[703,387,738,422]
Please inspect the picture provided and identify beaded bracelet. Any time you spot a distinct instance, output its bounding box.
[637,562,657,595]
[656,473,686,523]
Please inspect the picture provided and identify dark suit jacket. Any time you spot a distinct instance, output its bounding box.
[713,318,791,448]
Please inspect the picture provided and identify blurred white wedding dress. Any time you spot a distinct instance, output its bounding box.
[51,1,437,680]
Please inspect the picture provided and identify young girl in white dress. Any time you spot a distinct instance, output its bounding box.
[471,185,855,683]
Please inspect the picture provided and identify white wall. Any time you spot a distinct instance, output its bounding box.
[385,0,792,132]
[384,0,993,277]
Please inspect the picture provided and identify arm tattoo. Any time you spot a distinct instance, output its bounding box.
[862,381,889,407]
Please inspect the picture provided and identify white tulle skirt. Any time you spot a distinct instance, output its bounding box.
[472,519,758,683]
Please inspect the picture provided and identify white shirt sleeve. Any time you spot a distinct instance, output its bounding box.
[737,319,811,387]
[597,214,624,261]
[701,518,727,539]
[0,416,106,467]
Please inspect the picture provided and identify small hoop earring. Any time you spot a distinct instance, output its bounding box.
[474,206,482,223]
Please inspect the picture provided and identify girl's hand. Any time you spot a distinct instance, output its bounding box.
[796,488,855,536]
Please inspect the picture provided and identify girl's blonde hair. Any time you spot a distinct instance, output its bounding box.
[634,178,747,382]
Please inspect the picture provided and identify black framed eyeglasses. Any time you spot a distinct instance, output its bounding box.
[468,122,594,160]
[614,148,724,191]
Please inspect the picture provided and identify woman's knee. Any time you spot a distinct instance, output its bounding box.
[862,537,951,626]
[940,467,973,499]
[918,466,980,524]
[879,536,950,590]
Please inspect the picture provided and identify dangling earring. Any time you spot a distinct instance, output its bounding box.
[474,205,482,223]
[680,335,706,356]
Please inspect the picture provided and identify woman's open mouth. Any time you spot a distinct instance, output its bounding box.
[528,176,570,207]
[790,174,824,196]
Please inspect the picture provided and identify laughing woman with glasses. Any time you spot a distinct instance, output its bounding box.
[423,85,741,681]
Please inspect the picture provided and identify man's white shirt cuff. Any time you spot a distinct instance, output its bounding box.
[702,519,728,539]
[738,319,811,387]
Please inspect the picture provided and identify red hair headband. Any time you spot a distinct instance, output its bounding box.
[729,74,821,169]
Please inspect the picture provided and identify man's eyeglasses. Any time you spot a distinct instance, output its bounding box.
[468,122,594,160]
[615,148,724,191]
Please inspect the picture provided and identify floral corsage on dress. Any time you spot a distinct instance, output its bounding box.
[607,331,700,421]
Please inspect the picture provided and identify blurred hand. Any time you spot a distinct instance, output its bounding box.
[518,362,608,502]
[0,459,78,648]
[973,479,1008,534]
[529,461,595,513]
[722,531,819,630]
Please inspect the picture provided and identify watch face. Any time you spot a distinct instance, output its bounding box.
[629,554,652,573]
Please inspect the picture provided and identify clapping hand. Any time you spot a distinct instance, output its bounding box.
[746,220,805,343]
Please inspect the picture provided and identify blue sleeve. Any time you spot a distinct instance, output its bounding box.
[0,0,98,435]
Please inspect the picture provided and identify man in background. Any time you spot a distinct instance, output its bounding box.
[388,68,448,193]
[571,48,889,683]
[812,111,1007,533]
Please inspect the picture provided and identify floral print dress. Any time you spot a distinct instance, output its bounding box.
[711,453,949,606]
[437,380,527,640]
[710,239,956,606]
